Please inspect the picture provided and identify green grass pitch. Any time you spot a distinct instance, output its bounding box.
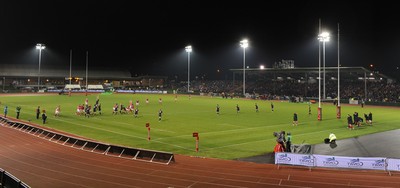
[1,93,399,160]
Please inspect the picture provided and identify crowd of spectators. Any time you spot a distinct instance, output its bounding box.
[175,79,400,103]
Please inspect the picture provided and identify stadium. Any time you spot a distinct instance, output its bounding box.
[2,1,400,187]
[1,62,400,187]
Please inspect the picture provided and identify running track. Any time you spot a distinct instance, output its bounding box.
[1,122,400,187]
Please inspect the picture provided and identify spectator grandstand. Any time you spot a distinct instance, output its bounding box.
[1,64,399,104]
[0,64,167,93]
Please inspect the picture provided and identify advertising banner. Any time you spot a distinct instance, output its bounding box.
[314,155,386,170]
[275,152,315,167]
[387,158,400,171]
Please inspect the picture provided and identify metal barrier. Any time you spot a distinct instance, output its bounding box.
[0,168,30,188]
[0,116,175,165]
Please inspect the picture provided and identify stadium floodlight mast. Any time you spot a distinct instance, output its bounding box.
[36,43,46,91]
[319,32,329,100]
[185,45,192,93]
[69,50,72,85]
[240,39,248,96]
[85,51,88,96]
[337,23,341,119]
[317,32,329,121]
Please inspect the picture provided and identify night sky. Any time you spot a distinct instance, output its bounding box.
[1,0,399,79]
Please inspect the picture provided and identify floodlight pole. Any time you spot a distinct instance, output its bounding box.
[323,38,326,100]
[319,31,330,102]
[85,51,88,96]
[240,39,248,97]
[36,43,45,91]
[337,23,341,119]
[69,49,72,85]
[318,20,329,120]
[185,45,192,93]
[318,20,322,121]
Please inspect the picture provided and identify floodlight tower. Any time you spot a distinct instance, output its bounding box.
[318,31,329,121]
[337,23,341,119]
[240,39,248,97]
[36,43,46,91]
[185,45,192,93]
[320,32,329,100]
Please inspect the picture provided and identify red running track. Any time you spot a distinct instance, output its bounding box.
[1,123,400,188]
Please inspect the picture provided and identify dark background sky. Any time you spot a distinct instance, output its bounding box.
[1,0,400,80]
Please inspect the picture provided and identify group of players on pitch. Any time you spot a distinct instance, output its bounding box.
[75,97,163,121]
[347,111,373,130]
